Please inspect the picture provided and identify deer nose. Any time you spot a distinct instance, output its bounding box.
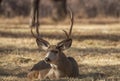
[45,58,51,62]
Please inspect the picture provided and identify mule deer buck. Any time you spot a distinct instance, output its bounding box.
[27,7,79,80]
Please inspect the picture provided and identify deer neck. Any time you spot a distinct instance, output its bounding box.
[50,52,72,75]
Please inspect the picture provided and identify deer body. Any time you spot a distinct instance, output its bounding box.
[46,52,73,79]
[46,56,79,79]
[28,53,79,80]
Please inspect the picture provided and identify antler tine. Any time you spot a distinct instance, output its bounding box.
[31,24,40,39]
[62,30,69,39]
[31,27,37,38]
[36,24,40,37]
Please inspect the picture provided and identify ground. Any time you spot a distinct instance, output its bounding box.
[0,21,120,81]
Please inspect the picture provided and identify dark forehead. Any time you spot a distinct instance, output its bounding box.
[48,45,57,50]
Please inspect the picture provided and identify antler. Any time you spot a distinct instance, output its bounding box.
[31,6,73,50]
[56,7,73,49]
[63,6,73,39]
[31,25,50,48]
[31,25,40,37]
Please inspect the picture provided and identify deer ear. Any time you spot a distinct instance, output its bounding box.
[57,39,72,50]
[36,39,50,50]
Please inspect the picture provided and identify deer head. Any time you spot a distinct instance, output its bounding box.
[31,7,73,64]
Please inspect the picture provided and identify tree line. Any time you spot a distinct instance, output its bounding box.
[0,0,120,18]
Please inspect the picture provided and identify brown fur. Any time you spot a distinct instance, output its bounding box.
[45,52,79,79]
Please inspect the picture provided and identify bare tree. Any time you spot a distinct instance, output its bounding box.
[51,0,67,21]
[0,0,2,4]
[30,0,40,27]
[30,0,67,27]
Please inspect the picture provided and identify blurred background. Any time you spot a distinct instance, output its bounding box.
[0,0,120,24]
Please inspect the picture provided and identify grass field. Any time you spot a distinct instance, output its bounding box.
[0,21,120,81]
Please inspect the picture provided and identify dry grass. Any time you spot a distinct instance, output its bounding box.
[0,19,120,81]
[0,16,119,25]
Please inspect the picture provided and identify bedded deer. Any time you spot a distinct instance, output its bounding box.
[27,7,79,80]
